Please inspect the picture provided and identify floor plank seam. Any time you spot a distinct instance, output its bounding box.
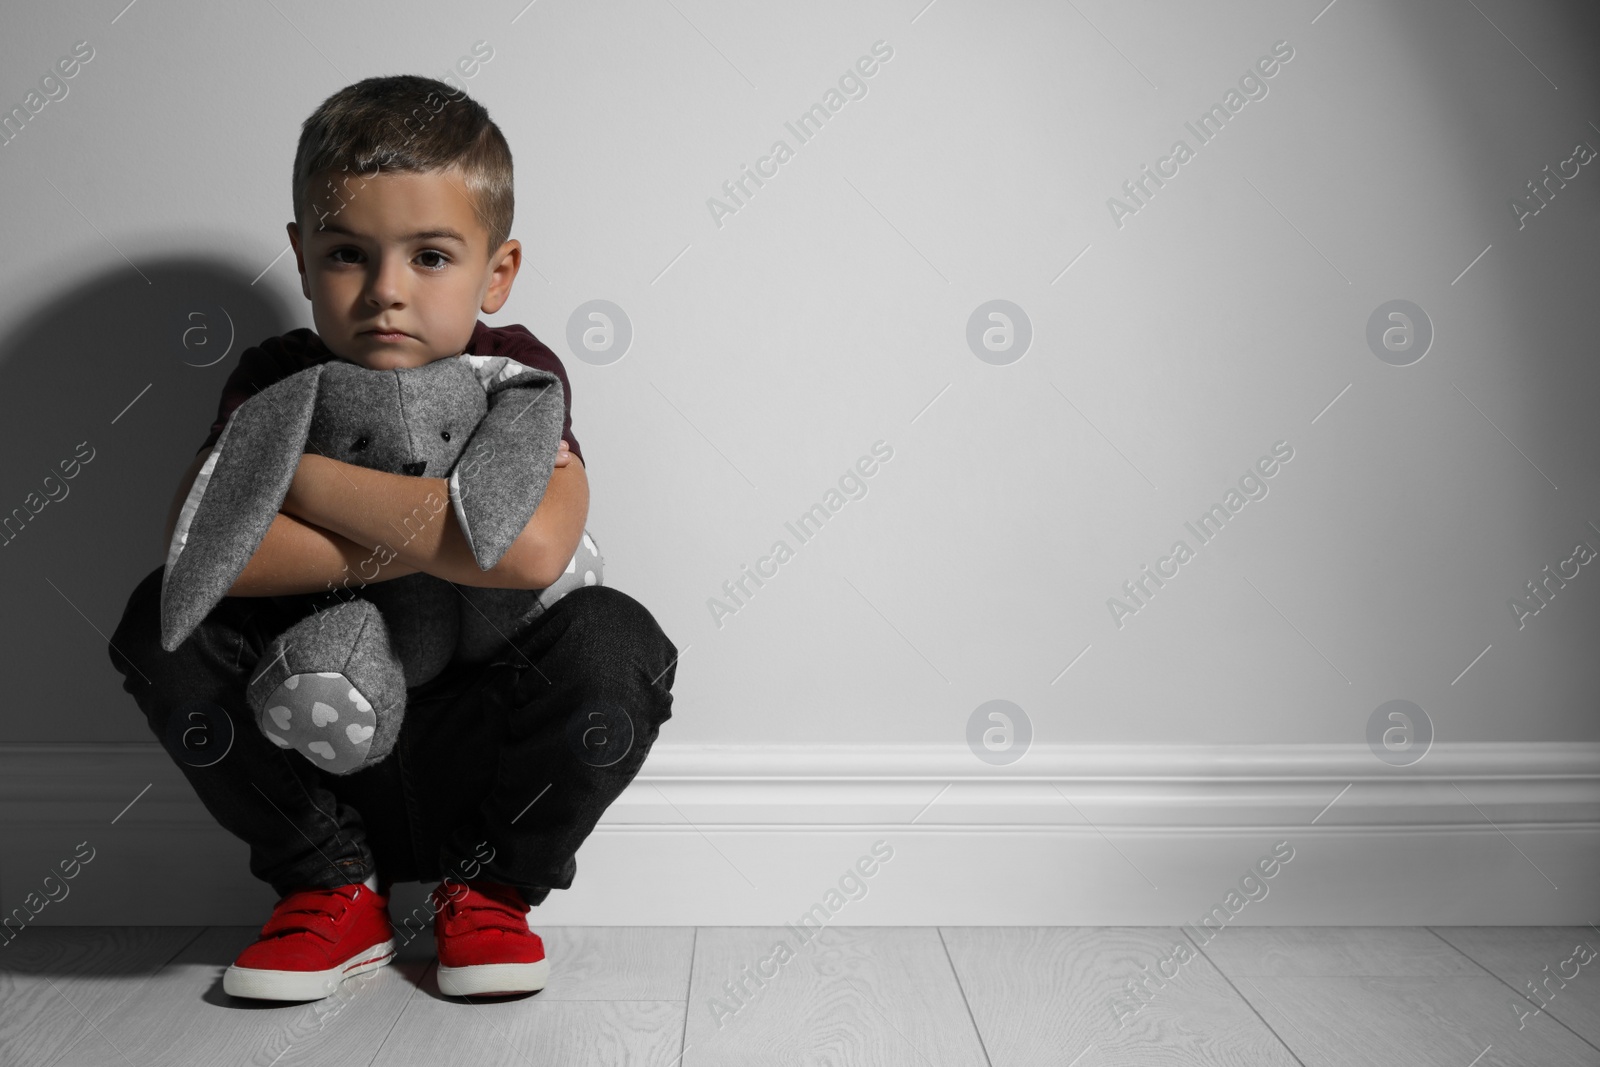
[1188,929,1309,1067]
[676,926,697,1067]
[364,960,430,1067]
[1424,926,1600,1057]
[935,927,995,1067]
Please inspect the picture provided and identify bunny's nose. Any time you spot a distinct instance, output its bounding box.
[401,461,426,476]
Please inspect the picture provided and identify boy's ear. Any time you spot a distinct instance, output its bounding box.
[480,239,520,315]
[286,221,311,301]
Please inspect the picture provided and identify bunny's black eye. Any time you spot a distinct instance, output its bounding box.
[352,436,370,452]
[440,431,452,442]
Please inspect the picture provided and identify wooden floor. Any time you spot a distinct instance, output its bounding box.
[2,924,1597,1065]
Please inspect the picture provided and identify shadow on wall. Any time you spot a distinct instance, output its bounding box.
[0,259,297,742]
[1386,1,1600,736]
[1386,0,1600,431]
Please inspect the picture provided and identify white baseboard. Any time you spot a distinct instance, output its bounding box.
[2,742,1597,927]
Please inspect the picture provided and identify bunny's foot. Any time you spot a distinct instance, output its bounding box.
[246,599,407,776]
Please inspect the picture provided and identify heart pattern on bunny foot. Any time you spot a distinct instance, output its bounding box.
[243,596,410,775]
[256,672,378,775]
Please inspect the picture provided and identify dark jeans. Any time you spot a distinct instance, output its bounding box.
[107,564,679,907]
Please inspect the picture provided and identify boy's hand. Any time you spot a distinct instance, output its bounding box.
[554,439,573,467]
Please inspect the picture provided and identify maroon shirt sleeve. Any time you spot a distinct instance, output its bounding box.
[197,328,329,454]
[197,322,584,468]
[464,321,584,469]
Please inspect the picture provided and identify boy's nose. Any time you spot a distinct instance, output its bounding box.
[401,461,426,476]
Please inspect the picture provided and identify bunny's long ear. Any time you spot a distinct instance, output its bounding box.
[448,355,567,572]
[159,366,327,651]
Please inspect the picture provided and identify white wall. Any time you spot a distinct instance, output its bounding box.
[3,0,1598,762]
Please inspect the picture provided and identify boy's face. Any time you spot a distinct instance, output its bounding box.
[286,165,519,370]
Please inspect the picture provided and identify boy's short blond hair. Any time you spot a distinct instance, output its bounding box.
[292,74,514,256]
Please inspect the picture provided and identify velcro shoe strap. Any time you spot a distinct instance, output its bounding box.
[260,890,353,941]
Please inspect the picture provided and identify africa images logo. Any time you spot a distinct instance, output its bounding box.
[1106,441,1294,629]
[706,41,895,228]
[1106,39,1296,229]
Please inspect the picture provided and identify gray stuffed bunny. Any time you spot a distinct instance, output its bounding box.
[159,353,604,776]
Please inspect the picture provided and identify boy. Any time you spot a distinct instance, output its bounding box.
[106,75,679,1002]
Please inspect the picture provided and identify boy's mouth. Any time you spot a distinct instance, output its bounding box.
[361,328,413,342]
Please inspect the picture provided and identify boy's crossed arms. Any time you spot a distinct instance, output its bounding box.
[163,438,584,599]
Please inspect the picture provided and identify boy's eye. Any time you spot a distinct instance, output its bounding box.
[352,436,370,451]
[324,247,448,268]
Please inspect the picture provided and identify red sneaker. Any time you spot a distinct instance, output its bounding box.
[223,882,396,1001]
[433,879,549,997]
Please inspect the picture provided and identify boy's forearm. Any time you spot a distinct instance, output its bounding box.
[281,453,556,590]
[228,511,423,597]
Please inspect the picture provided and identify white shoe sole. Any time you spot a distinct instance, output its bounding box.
[223,939,397,1001]
[437,958,550,997]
